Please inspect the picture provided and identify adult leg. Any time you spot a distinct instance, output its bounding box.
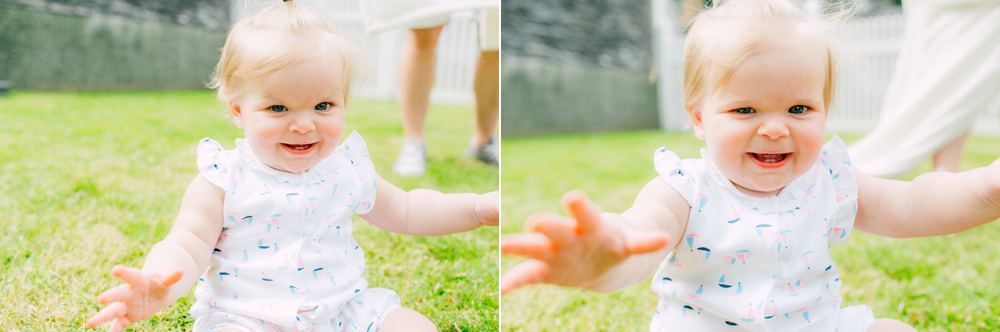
[393,25,445,176]
[399,25,445,141]
[932,131,969,172]
[380,307,437,332]
[471,50,499,148]
[865,318,917,332]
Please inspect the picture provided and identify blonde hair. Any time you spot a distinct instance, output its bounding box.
[683,0,841,114]
[209,1,365,103]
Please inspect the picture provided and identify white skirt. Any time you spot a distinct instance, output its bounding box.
[358,0,497,34]
[847,0,1000,178]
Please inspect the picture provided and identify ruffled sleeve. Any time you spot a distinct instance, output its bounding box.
[340,131,378,215]
[196,138,236,190]
[653,147,697,206]
[822,135,859,244]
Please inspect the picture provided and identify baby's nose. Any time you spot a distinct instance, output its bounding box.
[289,115,316,133]
[757,119,789,139]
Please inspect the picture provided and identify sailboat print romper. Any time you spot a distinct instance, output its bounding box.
[189,132,401,332]
[648,136,875,332]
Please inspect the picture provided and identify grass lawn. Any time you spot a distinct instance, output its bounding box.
[500,130,1000,331]
[0,91,498,331]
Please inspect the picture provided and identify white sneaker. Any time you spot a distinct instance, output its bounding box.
[466,136,498,167]
[393,138,427,176]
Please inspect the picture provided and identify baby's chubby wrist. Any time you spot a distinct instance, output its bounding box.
[982,159,1000,210]
[474,191,500,227]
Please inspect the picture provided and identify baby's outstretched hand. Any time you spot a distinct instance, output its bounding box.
[86,266,183,332]
[500,191,670,294]
[475,191,500,227]
[986,158,1000,207]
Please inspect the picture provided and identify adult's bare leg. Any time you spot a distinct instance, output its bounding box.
[471,50,499,148]
[398,25,445,141]
[932,131,969,172]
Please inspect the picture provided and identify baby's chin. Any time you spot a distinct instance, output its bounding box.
[730,177,794,197]
[260,158,323,174]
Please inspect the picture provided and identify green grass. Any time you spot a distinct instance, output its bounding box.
[500,131,1000,331]
[0,91,498,331]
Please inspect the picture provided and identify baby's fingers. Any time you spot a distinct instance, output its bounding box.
[500,259,550,296]
[622,230,671,255]
[149,268,184,298]
[110,265,145,287]
[96,284,133,305]
[109,316,133,332]
[500,233,554,261]
[561,191,603,234]
[85,302,127,328]
[525,212,576,246]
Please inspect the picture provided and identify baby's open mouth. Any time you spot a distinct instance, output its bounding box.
[283,143,315,151]
[750,153,788,163]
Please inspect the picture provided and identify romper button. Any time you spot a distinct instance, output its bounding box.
[760,270,771,279]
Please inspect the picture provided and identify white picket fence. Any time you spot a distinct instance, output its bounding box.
[230,0,479,105]
[652,8,1000,136]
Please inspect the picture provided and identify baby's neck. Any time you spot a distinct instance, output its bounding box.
[731,181,784,197]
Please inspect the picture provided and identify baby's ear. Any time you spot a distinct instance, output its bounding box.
[228,101,243,129]
[688,107,705,140]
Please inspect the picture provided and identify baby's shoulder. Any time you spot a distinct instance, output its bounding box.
[818,136,852,173]
[196,138,242,190]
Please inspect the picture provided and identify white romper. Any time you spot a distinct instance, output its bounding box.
[649,136,875,332]
[189,132,401,332]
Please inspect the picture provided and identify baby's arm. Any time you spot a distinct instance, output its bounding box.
[360,173,499,236]
[854,159,1000,238]
[501,177,689,294]
[86,175,224,331]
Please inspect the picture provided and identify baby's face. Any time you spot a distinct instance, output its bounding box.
[691,41,828,197]
[230,53,347,173]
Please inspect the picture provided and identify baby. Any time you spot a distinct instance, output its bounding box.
[85,2,497,332]
[501,0,1000,331]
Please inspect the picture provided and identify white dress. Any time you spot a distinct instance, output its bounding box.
[188,132,401,332]
[848,0,1000,178]
[358,0,497,34]
[649,136,875,332]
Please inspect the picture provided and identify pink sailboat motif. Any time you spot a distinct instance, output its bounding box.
[755,224,773,239]
[741,303,756,323]
[728,282,743,296]
[685,234,699,252]
[722,256,737,267]
[735,249,751,264]
[668,254,682,267]
[696,247,711,263]
[688,285,704,298]
[228,179,240,194]
[727,207,740,224]
[718,273,732,288]
[695,193,709,212]
[800,251,815,269]
[277,256,291,270]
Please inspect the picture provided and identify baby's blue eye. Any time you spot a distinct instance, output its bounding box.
[315,102,332,111]
[789,105,808,114]
[734,107,755,114]
[269,105,288,113]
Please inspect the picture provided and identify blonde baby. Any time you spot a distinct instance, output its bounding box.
[501,0,1000,331]
[86,2,498,331]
